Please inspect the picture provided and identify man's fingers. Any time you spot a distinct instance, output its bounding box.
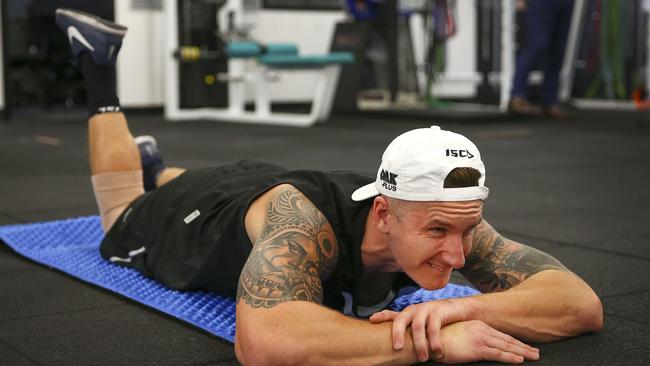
[411,312,430,362]
[485,336,540,361]
[369,310,397,324]
[488,328,539,356]
[426,315,444,359]
[391,312,412,350]
[481,348,526,364]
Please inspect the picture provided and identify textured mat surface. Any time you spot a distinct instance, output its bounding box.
[0,216,480,343]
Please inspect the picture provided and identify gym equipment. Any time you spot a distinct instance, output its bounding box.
[332,0,418,112]
[560,0,650,110]
[424,0,457,107]
[164,0,354,127]
[0,216,481,343]
[332,0,510,117]
[343,0,382,21]
[176,0,228,109]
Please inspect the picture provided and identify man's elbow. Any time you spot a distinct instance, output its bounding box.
[556,285,603,339]
[577,292,603,333]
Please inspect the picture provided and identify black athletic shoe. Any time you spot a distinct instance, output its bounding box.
[135,136,166,191]
[55,8,127,65]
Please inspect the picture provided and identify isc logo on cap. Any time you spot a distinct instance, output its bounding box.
[446,149,474,158]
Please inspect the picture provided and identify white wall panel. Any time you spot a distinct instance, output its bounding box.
[116,1,164,107]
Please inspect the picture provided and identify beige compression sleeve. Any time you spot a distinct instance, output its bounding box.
[91,170,145,232]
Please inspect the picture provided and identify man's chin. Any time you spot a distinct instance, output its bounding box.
[412,271,452,290]
[419,282,448,291]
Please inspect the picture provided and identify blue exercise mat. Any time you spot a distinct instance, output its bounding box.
[0,216,480,343]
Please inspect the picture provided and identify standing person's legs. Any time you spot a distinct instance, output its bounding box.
[510,0,553,103]
[540,0,574,108]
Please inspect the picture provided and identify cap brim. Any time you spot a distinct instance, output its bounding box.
[351,183,380,201]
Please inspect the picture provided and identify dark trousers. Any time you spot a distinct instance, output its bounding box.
[511,0,574,106]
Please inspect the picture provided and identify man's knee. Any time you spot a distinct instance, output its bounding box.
[91,170,145,232]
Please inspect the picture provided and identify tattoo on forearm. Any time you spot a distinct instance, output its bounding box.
[461,222,568,292]
[237,188,337,308]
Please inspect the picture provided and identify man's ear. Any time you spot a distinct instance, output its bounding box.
[372,196,391,234]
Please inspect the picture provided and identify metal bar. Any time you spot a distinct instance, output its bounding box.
[164,0,182,121]
[572,98,638,110]
[499,0,514,111]
[560,0,586,102]
[646,1,650,101]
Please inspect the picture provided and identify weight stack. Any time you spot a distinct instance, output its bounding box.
[178,0,227,108]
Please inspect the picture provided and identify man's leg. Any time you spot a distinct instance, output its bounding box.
[89,112,145,232]
[89,112,140,175]
[156,167,186,187]
[56,9,144,231]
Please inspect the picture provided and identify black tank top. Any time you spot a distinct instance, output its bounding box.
[101,161,413,316]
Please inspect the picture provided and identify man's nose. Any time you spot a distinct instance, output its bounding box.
[440,234,466,269]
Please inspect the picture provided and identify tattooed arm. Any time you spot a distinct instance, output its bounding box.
[457,220,603,341]
[234,185,421,366]
[461,220,569,292]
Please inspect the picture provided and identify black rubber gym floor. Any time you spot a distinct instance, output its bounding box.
[1,110,649,365]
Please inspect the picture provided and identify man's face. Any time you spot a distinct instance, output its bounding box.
[386,199,483,290]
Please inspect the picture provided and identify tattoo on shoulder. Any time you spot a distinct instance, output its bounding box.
[460,222,568,292]
[237,188,338,308]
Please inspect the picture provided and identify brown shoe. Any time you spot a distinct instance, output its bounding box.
[508,97,542,116]
[544,105,570,120]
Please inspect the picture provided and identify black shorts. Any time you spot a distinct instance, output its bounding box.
[99,160,287,294]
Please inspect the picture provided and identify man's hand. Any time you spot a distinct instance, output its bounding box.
[369,300,468,362]
[436,321,539,364]
[370,301,539,363]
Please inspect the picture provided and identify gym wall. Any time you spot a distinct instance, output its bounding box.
[115,1,165,107]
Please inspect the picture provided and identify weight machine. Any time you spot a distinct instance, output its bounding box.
[164,0,354,127]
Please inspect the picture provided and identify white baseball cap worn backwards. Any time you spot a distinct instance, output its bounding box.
[351,126,489,202]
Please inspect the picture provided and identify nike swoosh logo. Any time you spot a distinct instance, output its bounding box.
[67,26,95,51]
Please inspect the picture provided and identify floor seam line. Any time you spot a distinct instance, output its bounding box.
[0,337,41,365]
[497,229,650,262]
[0,268,39,275]
[604,312,650,327]
[0,302,125,323]
[601,288,650,300]
[0,212,28,224]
